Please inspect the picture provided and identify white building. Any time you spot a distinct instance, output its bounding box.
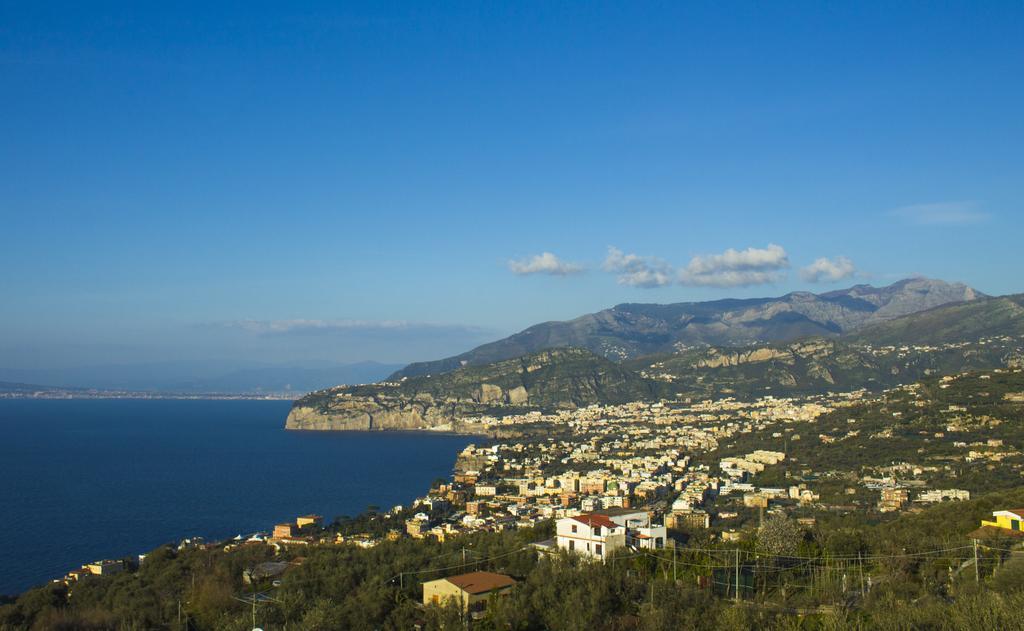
[555,508,666,560]
[629,525,667,549]
[555,514,627,560]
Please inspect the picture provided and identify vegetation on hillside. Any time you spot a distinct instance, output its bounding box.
[850,294,1024,347]
[4,490,1024,630]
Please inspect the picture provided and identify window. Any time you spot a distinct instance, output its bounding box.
[571,524,577,533]
[593,526,601,536]
[569,540,574,551]
[1013,519,1021,531]
[595,544,603,556]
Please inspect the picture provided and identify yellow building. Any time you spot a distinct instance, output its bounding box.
[980,509,1024,532]
[422,571,516,613]
[296,514,323,529]
[86,560,124,576]
[968,509,1024,540]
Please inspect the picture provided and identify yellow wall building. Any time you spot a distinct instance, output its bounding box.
[422,571,516,613]
[980,509,1024,532]
[296,514,323,529]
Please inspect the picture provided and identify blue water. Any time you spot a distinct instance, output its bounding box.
[0,399,473,595]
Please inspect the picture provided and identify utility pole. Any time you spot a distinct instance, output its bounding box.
[734,549,740,603]
[974,539,980,584]
[859,551,865,598]
[249,577,258,631]
[673,545,677,582]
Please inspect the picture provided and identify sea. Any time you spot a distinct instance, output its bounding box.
[0,399,474,595]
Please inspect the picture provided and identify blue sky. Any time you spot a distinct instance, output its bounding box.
[1,1,1022,371]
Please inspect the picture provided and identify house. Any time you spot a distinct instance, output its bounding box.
[406,513,433,538]
[64,567,93,583]
[878,488,909,512]
[971,509,1024,538]
[666,509,710,530]
[743,493,769,509]
[273,523,297,539]
[556,508,666,559]
[593,507,652,529]
[629,524,668,550]
[422,571,516,614]
[296,514,323,529]
[475,484,498,497]
[86,559,124,576]
[243,561,290,584]
[721,529,742,542]
[555,513,627,560]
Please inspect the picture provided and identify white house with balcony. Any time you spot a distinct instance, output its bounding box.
[555,513,627,560]
[555,508,667,560]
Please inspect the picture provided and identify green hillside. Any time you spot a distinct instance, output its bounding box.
[627,334,1024,399]
[851,294,1024,346]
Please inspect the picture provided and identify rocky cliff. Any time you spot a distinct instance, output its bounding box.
[286,347,662,431]
[285,392,495,431]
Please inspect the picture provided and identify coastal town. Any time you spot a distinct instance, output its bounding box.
[56,367,1024,609]
[384,368,1022,549]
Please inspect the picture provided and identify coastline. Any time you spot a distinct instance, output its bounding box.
[0,399,473,596]
[283,425,491,437]
[0,392,297,401]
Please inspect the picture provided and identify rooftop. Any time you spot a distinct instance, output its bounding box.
[443,571,517,594]
[571,514,619,530]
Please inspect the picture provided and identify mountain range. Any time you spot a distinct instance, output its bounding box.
[392,278,981,379]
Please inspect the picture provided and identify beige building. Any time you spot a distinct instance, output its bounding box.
[666,509,710,530]
[406,515,432,538]
[422,571,516,613]
[273,523,297,539]
[743,493,769,509]
[879,488,909,512]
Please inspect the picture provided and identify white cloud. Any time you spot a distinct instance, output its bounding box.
[800,256,856,283]
[508,252,584,276]
[679,244,789,287]
[602,247,674,288]
[892,201,989,225]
